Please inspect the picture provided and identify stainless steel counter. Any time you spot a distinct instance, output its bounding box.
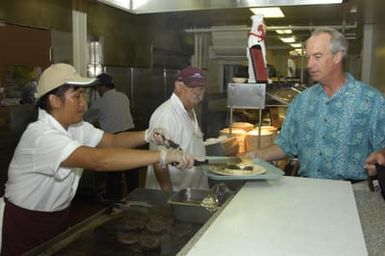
[179,177,384,256]
[25,180,385,256]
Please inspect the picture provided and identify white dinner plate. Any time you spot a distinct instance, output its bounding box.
[208,164,266,176]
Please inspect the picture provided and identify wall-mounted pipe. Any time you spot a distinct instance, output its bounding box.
[185,22,357,33]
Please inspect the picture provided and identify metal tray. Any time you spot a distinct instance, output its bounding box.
[202,159,284,181]
[167,188,214,224]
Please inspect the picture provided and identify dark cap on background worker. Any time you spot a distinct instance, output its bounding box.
[176,66,206,87]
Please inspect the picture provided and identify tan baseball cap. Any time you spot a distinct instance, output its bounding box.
[37,63,97,97]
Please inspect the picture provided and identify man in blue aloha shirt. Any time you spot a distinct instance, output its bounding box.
[241,27,385,181]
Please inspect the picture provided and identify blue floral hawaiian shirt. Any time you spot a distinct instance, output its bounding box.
[276,73,385,180]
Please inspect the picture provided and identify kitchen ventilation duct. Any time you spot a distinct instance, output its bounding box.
[96,0,344,14]
[210,26,248,58]
[188,22,358,60]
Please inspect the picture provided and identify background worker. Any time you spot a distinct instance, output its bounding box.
[85,73,137,202]
[287,50,299,78]
[145,66,209,191]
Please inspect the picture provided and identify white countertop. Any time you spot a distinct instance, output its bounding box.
[184,176,367,256]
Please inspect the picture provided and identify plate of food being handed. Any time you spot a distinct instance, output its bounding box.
[203,158,284,181]
[207,159,266,176]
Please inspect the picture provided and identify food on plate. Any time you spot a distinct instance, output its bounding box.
[227,164,241,170]
[208,159,266,176]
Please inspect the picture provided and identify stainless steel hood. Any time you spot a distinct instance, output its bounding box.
[210,25,248,58]
[95,0,361,59]
[96,0,343,14]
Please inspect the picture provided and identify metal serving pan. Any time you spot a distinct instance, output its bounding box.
[168,184,234,224]
[168,188,214,224]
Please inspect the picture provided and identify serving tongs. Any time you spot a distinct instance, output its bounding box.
[156,132,241,166]
[154,132,181,150]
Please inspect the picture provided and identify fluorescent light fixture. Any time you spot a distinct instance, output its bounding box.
[279,36,296,43]
[97,0,132,12]
[350,6,357,13]
[290,43,302,48]
[132,0,150,10]
[249,7,285,18]
[276,29,292,34]
[295,48,305,55]
[316,0,343,3]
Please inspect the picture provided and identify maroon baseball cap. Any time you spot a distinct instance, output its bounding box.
[177,66,206,87]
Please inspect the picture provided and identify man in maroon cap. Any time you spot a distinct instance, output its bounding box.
[145,66,209,191]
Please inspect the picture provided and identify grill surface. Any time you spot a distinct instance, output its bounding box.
[26,189,203,256]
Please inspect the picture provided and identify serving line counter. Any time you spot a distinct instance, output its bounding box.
[179,176,385,256]
[25,177,385,255]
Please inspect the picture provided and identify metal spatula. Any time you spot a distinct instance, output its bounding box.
[194,156,241,166]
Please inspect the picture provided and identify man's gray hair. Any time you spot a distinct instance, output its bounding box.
[310,27,348,57]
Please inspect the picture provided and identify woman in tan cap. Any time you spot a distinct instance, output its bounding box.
[1,63,194,255]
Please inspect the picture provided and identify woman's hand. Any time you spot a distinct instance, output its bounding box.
[159,148,194,170]
[144,128,171,146]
